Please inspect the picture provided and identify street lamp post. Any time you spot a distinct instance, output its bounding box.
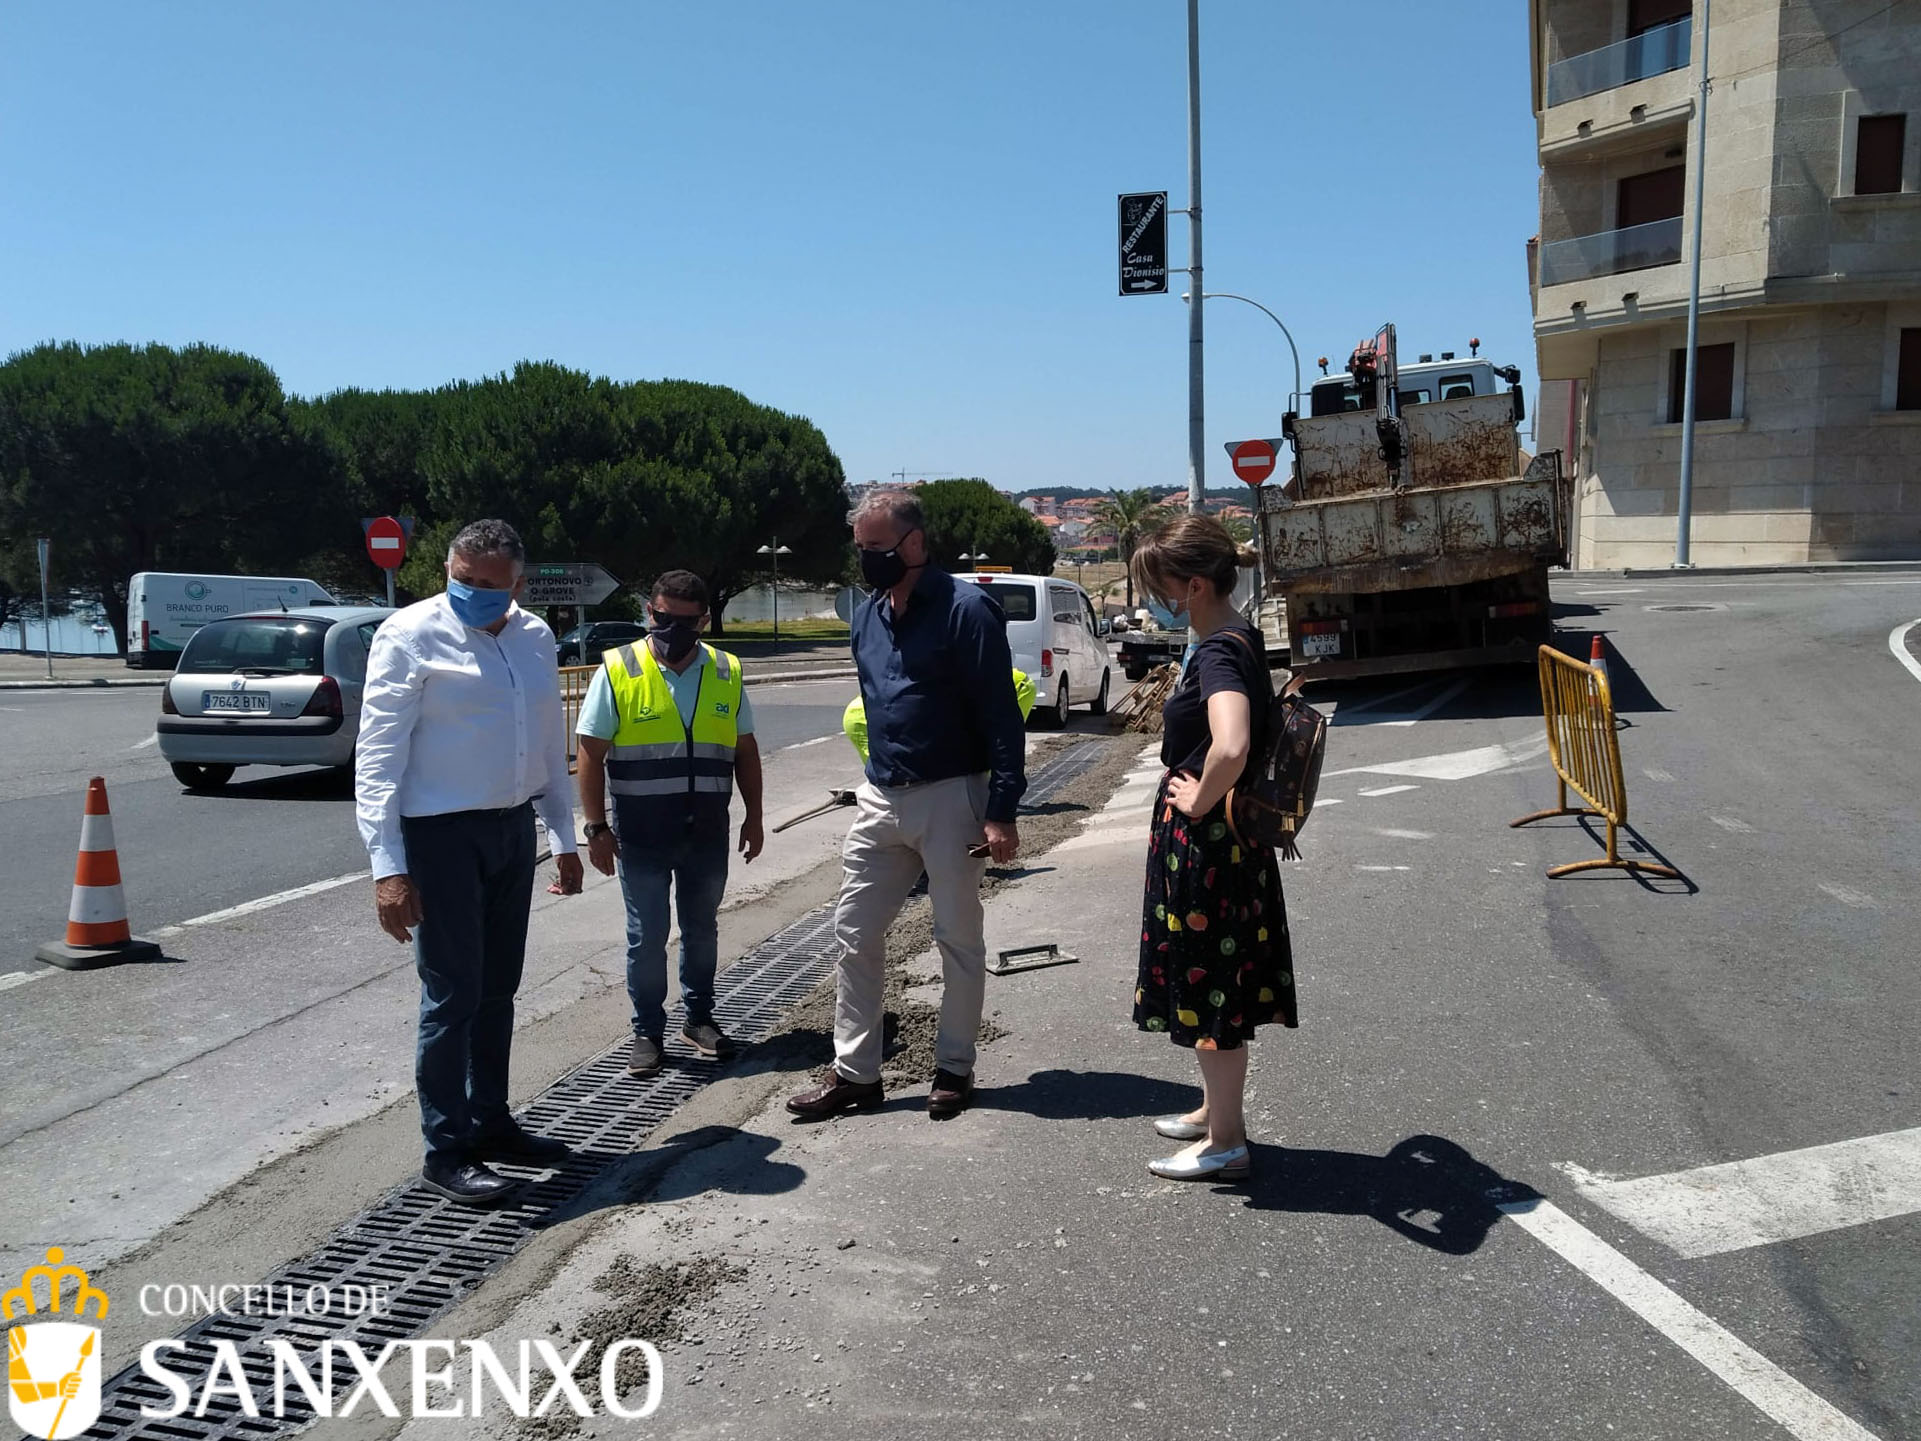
[1185,290,1302,417]
[756,540,793,646]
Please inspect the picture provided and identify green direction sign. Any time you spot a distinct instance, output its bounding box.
[522,562,621,607]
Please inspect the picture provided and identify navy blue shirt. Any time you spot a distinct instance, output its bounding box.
[852,566,1027,822]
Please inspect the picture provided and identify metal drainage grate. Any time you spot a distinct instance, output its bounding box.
[1022,738,1107,805]
[1644,603,1723,613]
[76,906,844,1441]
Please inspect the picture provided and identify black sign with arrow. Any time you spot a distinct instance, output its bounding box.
[1117,191,1169,296]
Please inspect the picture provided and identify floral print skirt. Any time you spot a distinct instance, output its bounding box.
[1134,775,1298,1049]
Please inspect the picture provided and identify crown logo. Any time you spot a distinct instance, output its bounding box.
[2,1251,108,1322]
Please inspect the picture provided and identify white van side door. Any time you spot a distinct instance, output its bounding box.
[1047,584,1084,697]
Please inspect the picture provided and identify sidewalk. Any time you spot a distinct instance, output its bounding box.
[366,742,1571,1441]
[0,652,157,688]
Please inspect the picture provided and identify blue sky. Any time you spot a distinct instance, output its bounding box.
[2,2,1540,497]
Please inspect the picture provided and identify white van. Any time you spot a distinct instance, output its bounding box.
[127,573,337,668]
[954,571,1111,728]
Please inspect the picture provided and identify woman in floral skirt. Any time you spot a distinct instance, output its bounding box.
[1130,515,1297,1181]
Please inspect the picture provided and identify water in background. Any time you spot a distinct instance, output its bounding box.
[6,604,120,657]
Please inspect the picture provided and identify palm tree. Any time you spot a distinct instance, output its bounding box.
[1093,488,1170,609]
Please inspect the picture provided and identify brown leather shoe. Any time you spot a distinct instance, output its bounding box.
[786,1070,884,1119]
[928,1069,973,1118]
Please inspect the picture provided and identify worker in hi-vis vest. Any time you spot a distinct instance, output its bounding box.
[575,570,763,1080]
[841,669,1036,763]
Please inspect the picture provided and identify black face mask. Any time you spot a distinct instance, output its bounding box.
[649,610,700,663]
[858,529,922,592]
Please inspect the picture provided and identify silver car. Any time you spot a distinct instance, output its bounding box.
[155,606,394,790]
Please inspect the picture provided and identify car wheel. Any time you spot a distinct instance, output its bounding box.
[1048,678,1070,729]
[171,762,235,791]
[1090,669,1110,716]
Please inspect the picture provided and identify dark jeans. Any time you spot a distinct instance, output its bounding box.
[615,816,729,1040]
[403,803,536,1163]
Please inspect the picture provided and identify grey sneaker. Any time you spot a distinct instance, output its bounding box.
[680,1021,737,1059]
[627,1035,663,1077]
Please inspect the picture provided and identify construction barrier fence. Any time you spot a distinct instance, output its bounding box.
[1510,643,1678,879]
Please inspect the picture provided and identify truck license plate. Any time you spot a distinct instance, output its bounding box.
[203,692,269,712]
[1300,632,1342,659]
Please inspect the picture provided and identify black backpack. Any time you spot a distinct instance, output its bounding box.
[1220,631,1328,861]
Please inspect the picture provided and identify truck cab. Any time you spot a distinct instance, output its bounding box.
[1308,355,1505,417]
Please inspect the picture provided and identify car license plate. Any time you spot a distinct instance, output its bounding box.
[1300,632,1342,659]
[203,691,269,712]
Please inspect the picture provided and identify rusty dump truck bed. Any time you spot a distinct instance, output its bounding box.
[1261,386,1570,595]
[1260,449,1568,596]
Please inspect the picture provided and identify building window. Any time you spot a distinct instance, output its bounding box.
[1898,329,1921,411]
[1628,0,1690,38]
[1618,164,1687,228]
[1668,343,1735,423]
[1855,114,1907,196]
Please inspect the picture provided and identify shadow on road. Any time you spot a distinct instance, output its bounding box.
[1240,1133,1538,1255]
[184,767,353,803]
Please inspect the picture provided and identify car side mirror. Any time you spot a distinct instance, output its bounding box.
[1097,619,1111,637]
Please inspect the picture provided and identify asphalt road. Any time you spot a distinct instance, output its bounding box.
[0,654,1124,974]
[0,676,866,975]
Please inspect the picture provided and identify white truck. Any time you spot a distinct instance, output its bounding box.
[126,572,337,668]
[1260,326,1570,679]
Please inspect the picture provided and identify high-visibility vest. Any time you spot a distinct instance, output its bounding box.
[842,668,1034,765]
[604,640,743,837]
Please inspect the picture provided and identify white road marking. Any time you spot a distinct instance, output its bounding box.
[1574,588,1646,595]
[1357,783,1419,797]
[781,734,834,751]
[1890,620,1921,687]
[1500,1197,1882,1441]
[0,968,55,994]
[1315,798,1343,806]
[130,733,159,750]
[1371,827,1433,840]
[1562,1127,1921,1261]
[1843,579,1921,586]
[1644,767,1676,783]
[1709,815,1755,834]
[1817,882,1876,909]
[150,871,365,936]
[1327,735,1550,782]
[1355,864,1411,872]
[1335,678,1470,728]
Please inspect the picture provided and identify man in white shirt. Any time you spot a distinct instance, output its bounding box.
[355,518,584,1206]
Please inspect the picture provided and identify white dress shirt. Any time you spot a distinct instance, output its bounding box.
[354,594,580,879]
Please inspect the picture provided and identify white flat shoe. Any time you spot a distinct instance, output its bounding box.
[1153,1116,1208,1140]
[1148,1144,1251,1181]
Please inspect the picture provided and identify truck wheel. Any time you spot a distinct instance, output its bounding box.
[1123,659,1145,682]
[171,762,235,791]
[1048,678,1070,729]
[1090,669,1110,715]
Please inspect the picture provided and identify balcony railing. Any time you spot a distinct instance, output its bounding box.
[1537,215,1684,286]
[1545,17,1691,107]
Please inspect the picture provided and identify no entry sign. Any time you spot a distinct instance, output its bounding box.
[362,516,409,570]
[1226,438,1280,486]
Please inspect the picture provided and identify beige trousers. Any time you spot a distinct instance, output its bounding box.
[831,773,990,1084]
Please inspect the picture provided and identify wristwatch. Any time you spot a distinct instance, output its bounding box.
[583,821,613,841]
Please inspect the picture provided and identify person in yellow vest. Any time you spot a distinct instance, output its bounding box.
[575,570,763,1078]
[841,669,1036,763]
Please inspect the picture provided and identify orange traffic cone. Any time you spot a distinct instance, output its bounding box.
[1589,634,1610,691]
[35,777,160,970]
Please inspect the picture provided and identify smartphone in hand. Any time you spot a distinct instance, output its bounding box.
[967,843,991,858]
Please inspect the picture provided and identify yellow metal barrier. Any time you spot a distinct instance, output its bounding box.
[559,665,596,775]
[1510,644,1678,879]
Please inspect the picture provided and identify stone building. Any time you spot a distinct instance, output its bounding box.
[1528,0,1921,567]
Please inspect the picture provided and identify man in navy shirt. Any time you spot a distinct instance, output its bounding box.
[789,489,1025,1120]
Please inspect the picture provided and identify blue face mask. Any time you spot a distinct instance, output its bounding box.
[447,578,514,629]
[1147,594,1189,631]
